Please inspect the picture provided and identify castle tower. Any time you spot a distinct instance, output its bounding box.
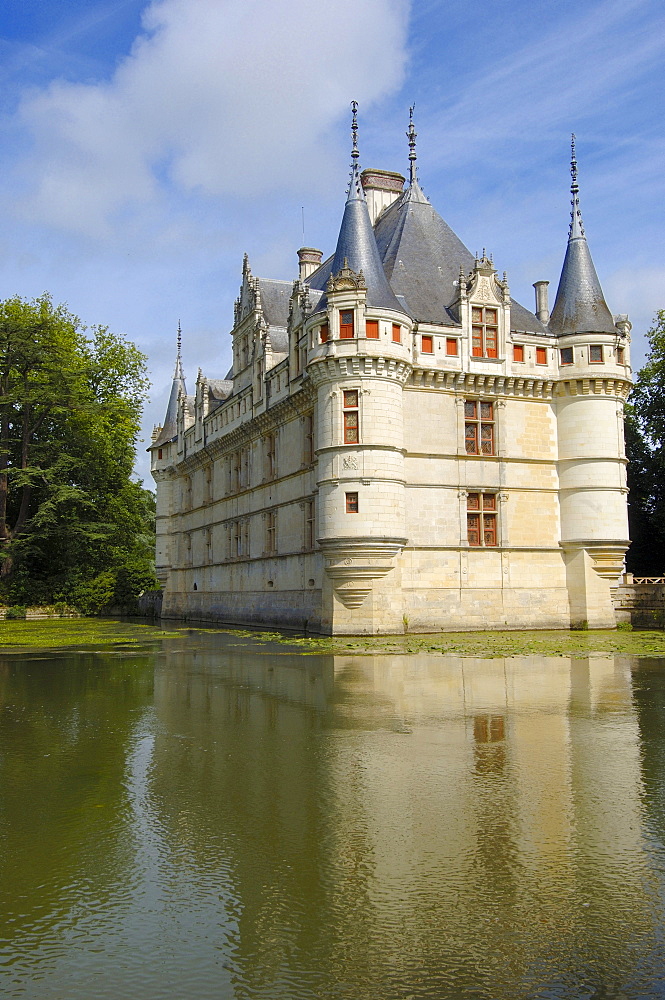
[150,324,187,587]
[307,104,413,633]
[550,138,632,627]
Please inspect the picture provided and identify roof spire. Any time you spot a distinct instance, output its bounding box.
[549,135,615,335]
[569,133,585,240]
[407,104,417,185]
[175,320,184,379]
[351,100,359,161]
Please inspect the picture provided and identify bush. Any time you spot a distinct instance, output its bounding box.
[6,605,27,619]
[69,572,116,615]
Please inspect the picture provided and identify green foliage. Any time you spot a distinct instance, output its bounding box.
[0,293,157,609]
[5,605,26,619]
[626,310,665,574]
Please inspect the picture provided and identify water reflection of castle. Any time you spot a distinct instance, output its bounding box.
[145,643,659,997]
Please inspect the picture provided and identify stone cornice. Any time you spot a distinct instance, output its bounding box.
[308,355,411,386]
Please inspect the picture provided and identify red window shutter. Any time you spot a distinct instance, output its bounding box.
[472,327,483,356]
[513,345,524,362]
[320,322,329,343]
[536,346,547,364]
[465,424,478,454]
[484,514,497,546]
[422,335,433,353]
[340,310,354,339]
[467,513,480,546]
[344,412,358,443]
[446,338,458,356]
[392,323,401,343]
[366,320,379,339]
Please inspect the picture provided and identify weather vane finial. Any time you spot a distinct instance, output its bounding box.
[177,319,182,361]
[407,104,417,184]
[351,100,359,161]
[568,133,585,239]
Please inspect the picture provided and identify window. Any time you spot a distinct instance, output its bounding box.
[157,448,163,459]
[304,500,315,549]
[421,334,434,354]
[471,306,498,358]
[366,319,379,339]
[392,323,402,343]
[536,346,547,365]
[234,520,243,558]
[346,492,359,513]
[205,464,213,503]
[589,345,603,363]
[465,400,494,456]
[299,346,307,372]
[340,310,354,339]
[560,347,573,365]
[467,493,497,546]
[303,412,314,464]
[513,345,524,363]
[266,511,277,554]
[446,338,458,356]
[343,390,359,444]
[265,434,276,479]
[617,347,625,365]
[233,451,241,491]
[183,475,192,509]
[205,528,213,564]
[320,322,329,343]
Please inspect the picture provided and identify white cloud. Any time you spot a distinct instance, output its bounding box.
[14,0,410,235]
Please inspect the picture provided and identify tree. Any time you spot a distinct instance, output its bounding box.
[625,310,665,575]
[0,293,156,608]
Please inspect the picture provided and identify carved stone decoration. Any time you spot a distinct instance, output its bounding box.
[320,537,406,609]
[342,455,358,470]
[326,258,367,295]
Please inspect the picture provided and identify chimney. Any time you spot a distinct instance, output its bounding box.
[533,280,550,324]
[360,169,405,225]
[297,247,323,282]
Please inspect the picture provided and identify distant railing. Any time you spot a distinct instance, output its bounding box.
[631,577,665,585]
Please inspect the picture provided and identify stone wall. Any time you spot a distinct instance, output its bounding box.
[613,579,665,629]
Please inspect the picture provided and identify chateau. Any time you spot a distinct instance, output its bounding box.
[150,110,632,634]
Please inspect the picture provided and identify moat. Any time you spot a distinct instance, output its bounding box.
[2,622,665,999]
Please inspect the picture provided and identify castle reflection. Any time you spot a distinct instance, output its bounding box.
[142,640,659,999]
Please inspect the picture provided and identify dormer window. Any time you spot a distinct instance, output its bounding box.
[340,310,354,339]
[471,307,498,358]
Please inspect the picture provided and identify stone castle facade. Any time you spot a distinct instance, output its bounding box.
[150,116,632,634]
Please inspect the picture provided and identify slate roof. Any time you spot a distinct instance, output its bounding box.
[314,163,407,314]
[152,356,186,448]
[257,278,292,328]
[548,209,614,335]
[374,177,547,334]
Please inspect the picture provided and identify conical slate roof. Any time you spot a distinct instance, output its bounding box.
[153,331,186,448]
[322,160,406,313]
[549,138,615,335]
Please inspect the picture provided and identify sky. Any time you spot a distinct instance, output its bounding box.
[0,0,663,483]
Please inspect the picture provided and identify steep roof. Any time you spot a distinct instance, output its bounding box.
[374,175,547,334]
[152,332,186,448]
[549,138,615,335]
[257,278,292,328]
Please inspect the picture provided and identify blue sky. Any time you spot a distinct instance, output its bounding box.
[0,0,663,481]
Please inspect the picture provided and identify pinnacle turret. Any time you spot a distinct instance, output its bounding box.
[326,102,405,313]
[153,323,187,447]
[549,136,615,335]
